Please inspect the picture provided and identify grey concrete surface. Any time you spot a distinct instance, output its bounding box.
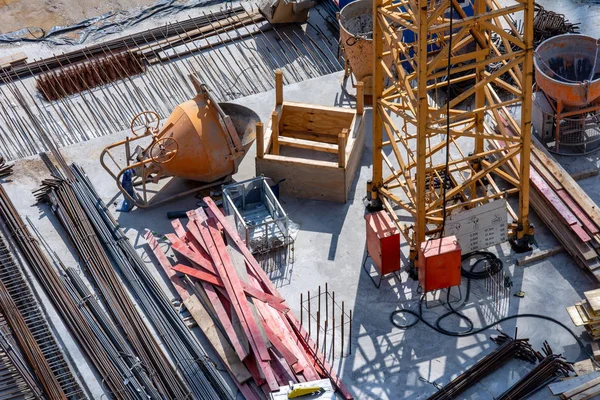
[2,1,600,399]
[2,69,599,400]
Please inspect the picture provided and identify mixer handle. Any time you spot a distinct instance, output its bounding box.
[130,111,161,137]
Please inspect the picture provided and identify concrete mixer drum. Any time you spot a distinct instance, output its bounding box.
[100,75,260,208]
[533,34,600,155]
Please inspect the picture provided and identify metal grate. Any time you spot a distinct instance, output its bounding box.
[0,232,86,399]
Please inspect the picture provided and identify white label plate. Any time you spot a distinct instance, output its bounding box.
[443,199,508,253]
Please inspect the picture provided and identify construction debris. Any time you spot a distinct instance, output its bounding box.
[0,3,342,162]
[494,115,600,278]
[533,3,580,47]
[36,164,234,399]
[428,332,539,400]
[567,289,600,340]
[36,52,146,101]
[145,197,353,399]
[496,342,573,399]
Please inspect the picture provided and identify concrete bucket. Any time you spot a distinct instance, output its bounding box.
[534,34,600,107]
[152,96,259,182]
[339,0,374,94]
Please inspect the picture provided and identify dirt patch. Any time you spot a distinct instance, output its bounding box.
[0,0,160,33]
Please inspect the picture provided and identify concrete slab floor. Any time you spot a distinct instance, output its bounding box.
[2,69,600,400]
[2,1,600,398]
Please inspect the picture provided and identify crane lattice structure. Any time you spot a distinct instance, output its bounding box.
[370,0,535,261]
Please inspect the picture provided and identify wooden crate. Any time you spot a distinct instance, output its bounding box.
[255,71,365,203]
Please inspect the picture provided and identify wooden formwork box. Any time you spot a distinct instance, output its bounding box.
[255,71,365,203]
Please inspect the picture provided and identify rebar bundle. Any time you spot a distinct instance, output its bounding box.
[497,342,573,399]
[0,2,342,162]
[36,163,233,399]
[0,159,85,399]
[427,332,539,400]
[0,314,44,400]
[0,280,67,399]
[533,3,580,47]
[0,175,159,399]
[38,178,192,399]
[36,52,146,101]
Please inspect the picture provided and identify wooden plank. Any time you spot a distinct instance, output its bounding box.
[531,154,562,191]
[278,136,338,153]
[573,359,597,376]
[531,141,600,230]
[516,245,564,266]
[185,213,210,253]
[592,341,600,362]
[203,282,250,361]
[549,371,600,395]
[167,233,216,273]
[0,52,27,69]
[530,169,579,227]
[282,103,355,136]
[257,155,346,203]
[172,264,288,312]
[344,116,366,201]
[144,231,252,381]
[281,129,340,144]
[184,293,253,384]
[203,198,354,399]
[226,241,271,354]
[200,217,275,386]
[254,300,299,369]
[586,289,600,313]
[530,189,600,272]
[569,378,600,400]
[558,190,600,235]
[568,305,585,327]
[571,168,599,182]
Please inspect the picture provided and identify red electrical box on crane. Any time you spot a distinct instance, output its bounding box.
[364,211,401,287]
[418,236,462,292]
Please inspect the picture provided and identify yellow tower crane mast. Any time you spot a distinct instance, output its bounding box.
[370,0,536,266]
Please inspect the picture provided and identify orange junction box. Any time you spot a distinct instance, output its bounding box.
[418,236,462,292]
[365,211,401,275]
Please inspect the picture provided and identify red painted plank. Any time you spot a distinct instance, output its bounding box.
[243,354,265,385]
[557,189,600,235]
[269,349,296,386]
[530,169,578,226]
[146,231,252,381]
[172,264,223,286]
[202,218,271,361]
[171,219,187,239]
[202,218,280,391]
[144,230,190,302]
[255,300,299,370]
[167,233,217,274]
[172,264,288,312]
[202,281,249,361]
[186,211,210,253]
[203,198,354,398]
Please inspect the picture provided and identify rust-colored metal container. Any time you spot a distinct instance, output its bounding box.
[154,97,256,182]
[534,34,600,107]
[418,236,462,292]
[365,211,401,275]
[339,0,374,94]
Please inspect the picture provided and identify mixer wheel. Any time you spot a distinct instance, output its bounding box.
[130,111,160,137]
[150,137,178,164]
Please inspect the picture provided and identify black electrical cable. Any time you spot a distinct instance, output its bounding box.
[391,252,600,366]
[440,5,454,235]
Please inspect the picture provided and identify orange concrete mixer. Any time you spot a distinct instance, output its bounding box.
[100,75,259,208]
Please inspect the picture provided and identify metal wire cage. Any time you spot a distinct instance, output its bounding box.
[222,176,291,255]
